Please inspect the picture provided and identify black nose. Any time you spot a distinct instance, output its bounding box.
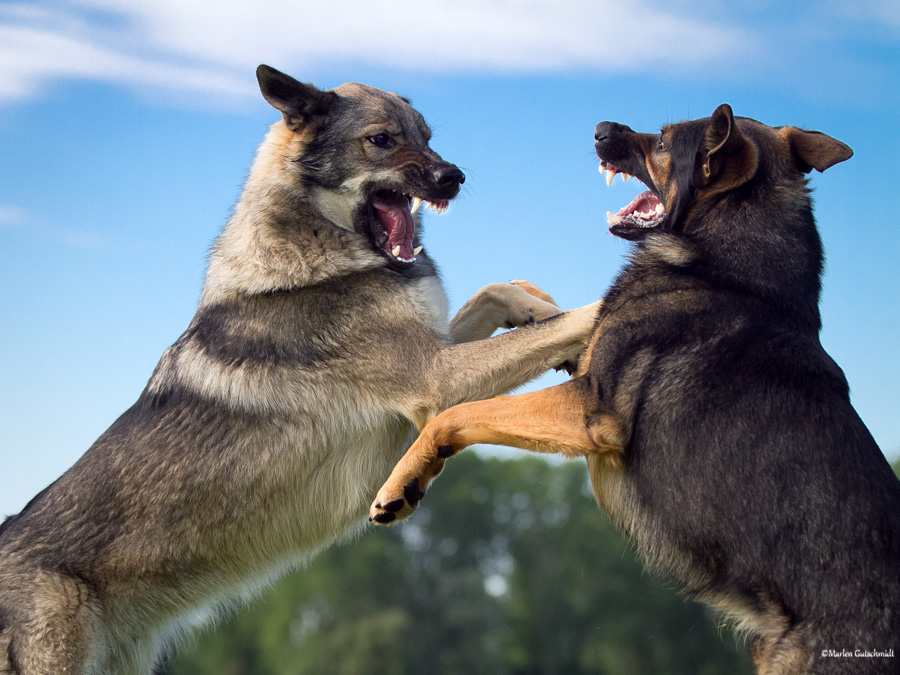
[434,164,465,188]
[594,121,631,143]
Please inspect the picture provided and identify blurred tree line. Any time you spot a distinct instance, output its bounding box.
[163,453,759,674]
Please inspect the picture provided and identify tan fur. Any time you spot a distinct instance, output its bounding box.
[371,378,620,520]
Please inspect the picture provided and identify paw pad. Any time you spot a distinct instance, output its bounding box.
[383,498,405,513]
[403,479,424,506]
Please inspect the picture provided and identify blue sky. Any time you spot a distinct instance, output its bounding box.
[1,0,898,518]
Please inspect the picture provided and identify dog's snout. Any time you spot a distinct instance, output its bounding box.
[594,122,631,143]
[433,164,466,188]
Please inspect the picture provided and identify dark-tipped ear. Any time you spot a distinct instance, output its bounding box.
[785,128,853,174]
[699,104,758,189]
[256,65,336,132]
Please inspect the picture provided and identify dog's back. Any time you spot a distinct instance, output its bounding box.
[591,106,900,672]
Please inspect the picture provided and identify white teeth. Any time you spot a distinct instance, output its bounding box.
[607,212,622,226]
[390,245,421,262]
[621,173,629,183]
[425,201,448,214]
[655,203,664,214]
[410,196,422,214]
[605,170,615,187]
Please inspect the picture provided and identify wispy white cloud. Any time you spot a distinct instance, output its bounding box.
[1,0,760,106]
[0,3,250,103]
[0,0,895,109]
[75,0,755,72]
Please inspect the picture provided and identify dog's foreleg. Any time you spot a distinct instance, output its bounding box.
[412,300,601,427]
[371,379,624,523]
[448,281,563,343]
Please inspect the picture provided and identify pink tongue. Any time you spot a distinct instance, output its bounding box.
[616,190,661,217]
[373,202,415,259]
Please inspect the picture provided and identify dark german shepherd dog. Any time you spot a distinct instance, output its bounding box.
[0,66,599,674]
[372,104,900,674]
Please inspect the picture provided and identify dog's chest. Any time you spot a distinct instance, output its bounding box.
[405,275,450,336]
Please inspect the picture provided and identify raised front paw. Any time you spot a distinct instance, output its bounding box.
[496,281,562,328]
[370,477,426,524]
[369,444,456,524]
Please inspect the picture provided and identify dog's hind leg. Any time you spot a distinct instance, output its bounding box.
[370,378,624,523]
[1,571,99,674]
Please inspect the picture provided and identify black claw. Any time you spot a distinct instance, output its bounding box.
[437,444,455,458]
[372,512,396,524]
[383,498,405,513]
[554,357,578,375]
[403,479,425,506]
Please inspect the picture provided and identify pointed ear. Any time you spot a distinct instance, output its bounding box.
[702,104,741,179]
[700,104,758,189]
[785,128,853,174]
[256,65,336,132]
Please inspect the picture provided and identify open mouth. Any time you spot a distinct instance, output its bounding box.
[368,190,449,265]
[599,161,666,241]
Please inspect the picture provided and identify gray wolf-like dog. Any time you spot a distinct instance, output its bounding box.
[0,65,599,674]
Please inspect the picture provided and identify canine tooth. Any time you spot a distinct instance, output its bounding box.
[413,246,423,256]
[606,170,615,187]
[392,246,401,257]
[621,173,629,183]
[410,196,422,214]
[655,203,664,213]
[607,212,622,226]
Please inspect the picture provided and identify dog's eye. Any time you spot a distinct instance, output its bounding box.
[657,139,668,152]
[368,133,392,148]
